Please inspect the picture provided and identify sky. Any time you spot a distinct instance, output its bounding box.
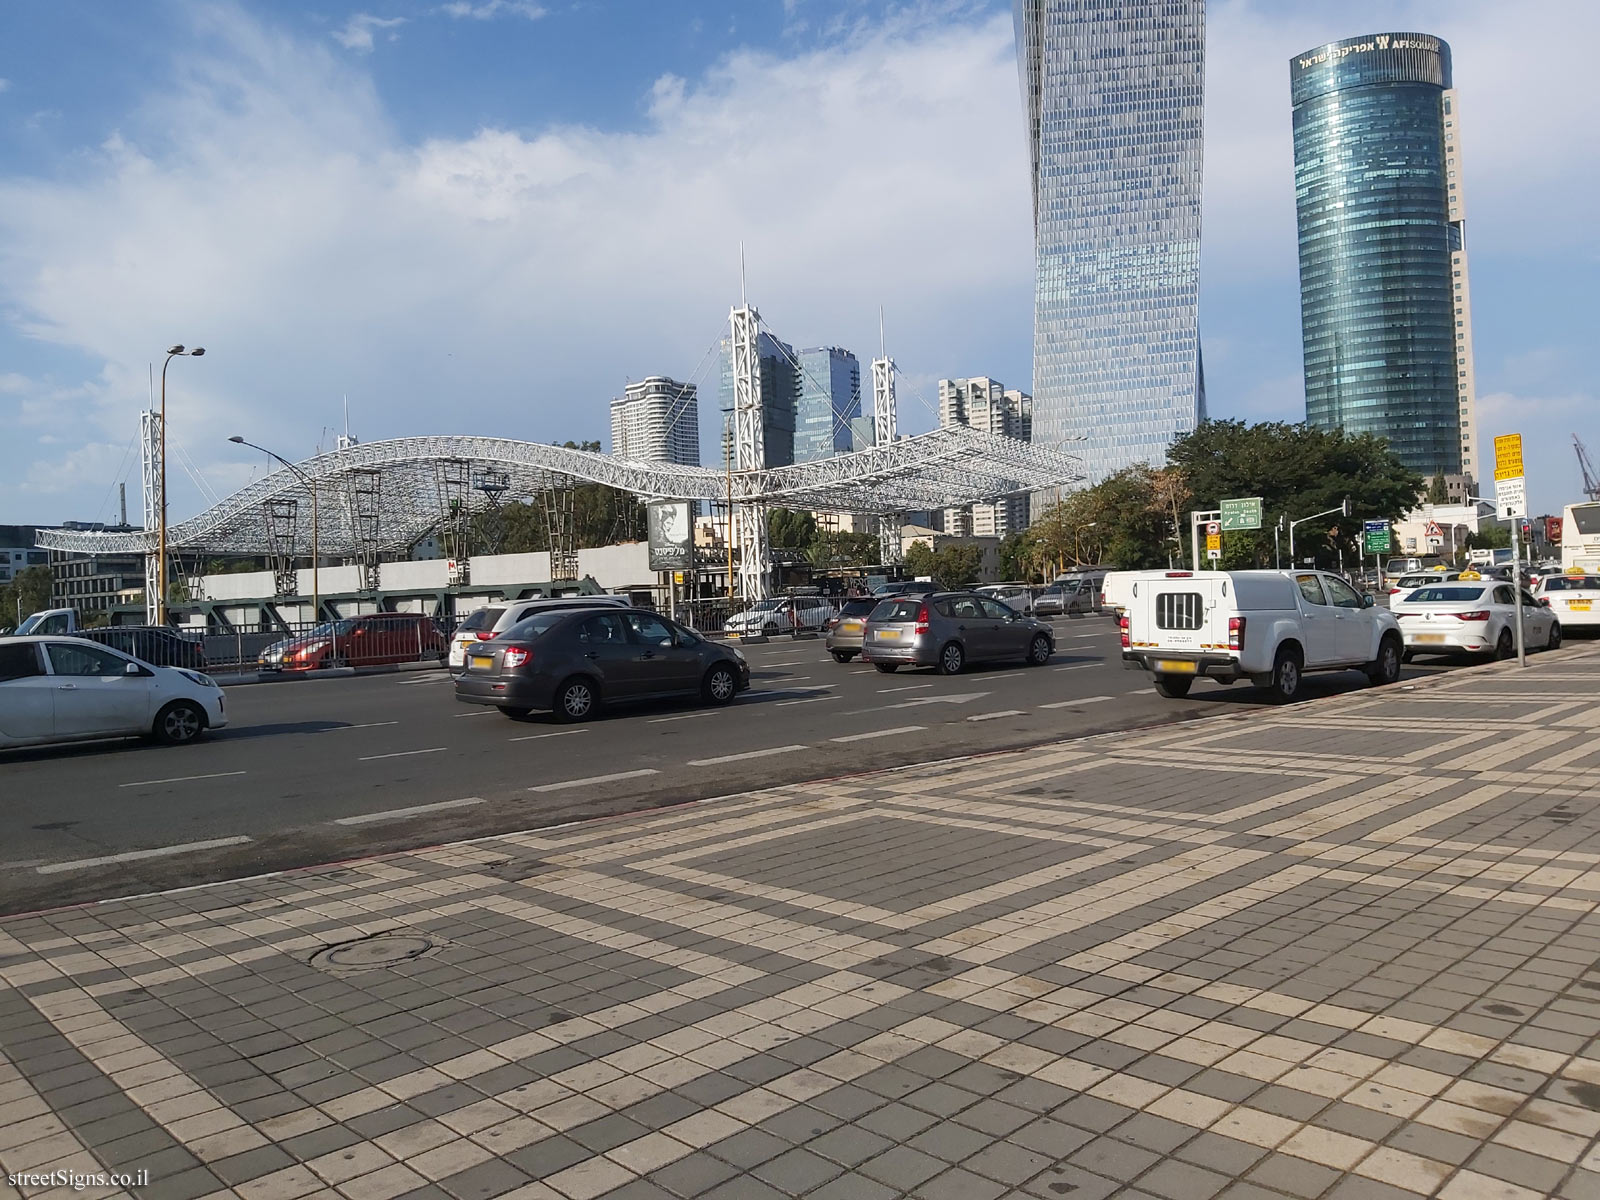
[0,0,1596,532]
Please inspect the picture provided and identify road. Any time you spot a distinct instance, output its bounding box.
[1,616,1464,913]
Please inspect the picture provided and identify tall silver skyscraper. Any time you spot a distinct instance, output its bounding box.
[1014,0,1207,482]
[609,377,700,467]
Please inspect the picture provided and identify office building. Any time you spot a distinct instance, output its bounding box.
[1014,0,1207,481]
[0,526,48,585]
[1291,32,1475,480]
[609,377,700,467]
[718,331,799,469]
[794,347,862,463]
[939,377,1033,538]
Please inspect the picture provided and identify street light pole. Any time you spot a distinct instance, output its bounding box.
[157,345,205,625]
[229,437,319,626]
[1288,498,1351,568]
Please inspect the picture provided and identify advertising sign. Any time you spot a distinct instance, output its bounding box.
[647,501,694,572]
[1546,516,1564,545]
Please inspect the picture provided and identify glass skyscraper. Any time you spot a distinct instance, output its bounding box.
[1014,0,1206,483]
[1291,33,1475,479]
[718,331,798,469]
[794,347,862,463]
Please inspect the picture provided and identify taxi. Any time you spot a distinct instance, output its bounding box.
[1534,570,1600,630]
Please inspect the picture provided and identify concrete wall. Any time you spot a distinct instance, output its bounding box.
[296,565,362,595]
[577,543,651,589]
[201,570,277,600]
[468,551,552,587]
[379,559,450,590]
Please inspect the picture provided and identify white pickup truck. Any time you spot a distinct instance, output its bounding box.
[1120,569,1402,702]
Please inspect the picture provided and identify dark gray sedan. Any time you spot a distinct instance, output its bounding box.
[455,607,749,720]
[859,592,1055,675]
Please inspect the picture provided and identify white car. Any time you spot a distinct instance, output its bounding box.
[449,596,627,671]
[0,636,228,749]
[1534,572,1600,631]
[977,584,1037,615]
[1387,569,1462,599]
[1392,580,1560,660]
[724,596,836,637]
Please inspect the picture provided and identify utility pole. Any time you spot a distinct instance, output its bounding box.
[156,345,205,625]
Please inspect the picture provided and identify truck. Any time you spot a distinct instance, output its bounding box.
[1120,568,1402,702]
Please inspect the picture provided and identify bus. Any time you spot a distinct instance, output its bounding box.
[1562,502,1600,571]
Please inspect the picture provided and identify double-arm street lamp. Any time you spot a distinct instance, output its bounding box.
[156,345,205,625]
[229,437,319,624]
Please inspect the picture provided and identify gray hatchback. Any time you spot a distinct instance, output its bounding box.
[859,592,1055,675]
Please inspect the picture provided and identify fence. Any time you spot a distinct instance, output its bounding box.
[196,617,457,674]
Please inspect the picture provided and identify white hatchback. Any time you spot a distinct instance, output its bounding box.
[449,597,628,671]
[0,636,228,749]
[1534,572,1600,630]
[1392,581,1560,660]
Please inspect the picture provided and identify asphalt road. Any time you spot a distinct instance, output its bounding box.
[1,616,1467,913]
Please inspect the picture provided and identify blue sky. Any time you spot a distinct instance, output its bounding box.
[1,0,1596,531]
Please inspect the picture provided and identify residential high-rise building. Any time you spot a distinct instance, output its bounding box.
[719,331,798,469]
[794,347,862,463]
[1291,32,1475,481]
[939,378,1032,538]
[608,377,700,467]
[1014,0,1207,482]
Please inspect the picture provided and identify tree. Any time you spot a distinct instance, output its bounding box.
[807,530,876,570]
[1426,471,1449,505]
[768,509,818,548]
[1467,522,1510,550]
[0,565,53,628]
[901,542,982,588]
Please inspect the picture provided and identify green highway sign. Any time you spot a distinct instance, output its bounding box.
[1363,529,1392,554]
[1220,497,1262,531]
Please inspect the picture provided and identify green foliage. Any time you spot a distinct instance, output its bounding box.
[1427,471,1449,505]
[767,508,818,548]
[1467,522,1510,550]
[1024,466,1184,573]
[901,542,982,588]
[807,530,877,569]
[473,440,646,556]
[0,565,53,626]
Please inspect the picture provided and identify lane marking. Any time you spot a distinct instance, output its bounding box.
[336,798,484,825]
[322,721,399,731]
[1071,632,1101,639]
[453,710,496,717]
[37,837,252,875]
[648,712,712,723]
[776,695,837,707]
[119,770,246,789]
[966,710,1026,722]
[358,747,448,761]
[529,769,658,792]
[830,726,926,742]
[877,684,932,693]
[1040,694,1114,709]
[509,729,590,742]
[688,745,808,766]
[1054,663,1098,672]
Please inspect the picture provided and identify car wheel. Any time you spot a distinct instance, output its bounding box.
[1268,645,1303,704]
[1366,635,1402,686]
[554,677,598,722]
[1153,675,1193,698]
[1546,622,1562,652]
[1494,629,1514,660]
[702,663,738,706]
[497,706,532,719]
[874,663,899,673]
[1026,634,1052,666]
[152,700,206,745]
[831,651,855,663]
[937,642,965,676]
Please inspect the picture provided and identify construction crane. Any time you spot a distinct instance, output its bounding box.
[1576,434,1600,502]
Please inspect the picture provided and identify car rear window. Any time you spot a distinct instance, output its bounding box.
[499,611,575,641]
[1543,577,1596,591]
[841,599,876,617]
[458,607,503,632]
[871,599,923,622]
[1406,586,1487,603]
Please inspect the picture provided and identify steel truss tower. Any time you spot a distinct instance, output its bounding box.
[730,304,770,600]
[871,354,900,566]
[140,410,163,624]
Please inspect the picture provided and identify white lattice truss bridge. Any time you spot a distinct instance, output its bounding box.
[37,429,1080,561]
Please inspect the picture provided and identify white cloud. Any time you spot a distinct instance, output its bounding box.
[331,13,407,52]
[440,0,544,19]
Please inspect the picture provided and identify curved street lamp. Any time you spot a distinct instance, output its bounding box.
[229,437,319,625]
[157,345,205,625]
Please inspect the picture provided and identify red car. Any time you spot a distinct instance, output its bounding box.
[261,613,447,672]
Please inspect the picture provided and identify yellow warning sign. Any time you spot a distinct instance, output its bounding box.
[1493,433,1524,482]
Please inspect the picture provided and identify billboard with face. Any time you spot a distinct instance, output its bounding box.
[647,501,693,572]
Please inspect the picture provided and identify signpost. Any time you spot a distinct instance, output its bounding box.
[1494,433,1527,666]
[1220,497,1262,531]
[1205,521,1221,565]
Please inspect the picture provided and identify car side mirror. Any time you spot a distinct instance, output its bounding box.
[125,661,142,675]
[1361,595,1374,608]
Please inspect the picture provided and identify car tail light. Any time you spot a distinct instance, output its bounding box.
[1119,614,1130,648]
[475,630,497,640]
[914,605,930,635]
[1539,598,1550,608]
[1453,611,1490,622]
[502,646,531,668]
[1228,616,1245,651]
[1165,572,1193,578]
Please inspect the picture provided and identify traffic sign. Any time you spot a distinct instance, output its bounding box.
[1220,497,1262,531]
[1493,433,1524,482]
[1427,537,1443,548]
[1424,520,1444,538]
[1207,548,1221,561]
[1363,528,1391,553]
[1205,521,1221,537]
[1205,532,1221,553]
[1496,474,1527,519]
[1363,520,1386,534]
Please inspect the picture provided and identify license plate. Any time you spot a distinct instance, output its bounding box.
[1153,659,1197,674]
[1414,634,1446,644]
[1569,600,1592,611]
[842,621,861,633]
[876,629,901,640]
[471,655,494,668]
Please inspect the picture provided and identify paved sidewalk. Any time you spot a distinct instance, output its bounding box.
[3,648,1599,1200]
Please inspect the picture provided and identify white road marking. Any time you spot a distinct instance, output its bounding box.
[776,695,837,707]
[648,712,712,723]
[1054,663,1098,672]
[529,769,658,792]
[966,710,1026,722]
[877,683,932,693]
[688,745,808,766]
[119,771,247,789]
[830,726,926,742]
[453,710,496,717]
[1039,695,1114,709]
[509,729,590,742]
[358,747,448,761]
[322,721,399,731]
[1071,632,1101,639]
[875,691,991,711]
[336,797,485,825]
[37,837,252,875]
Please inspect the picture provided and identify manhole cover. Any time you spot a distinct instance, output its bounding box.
[309,931,444,976]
